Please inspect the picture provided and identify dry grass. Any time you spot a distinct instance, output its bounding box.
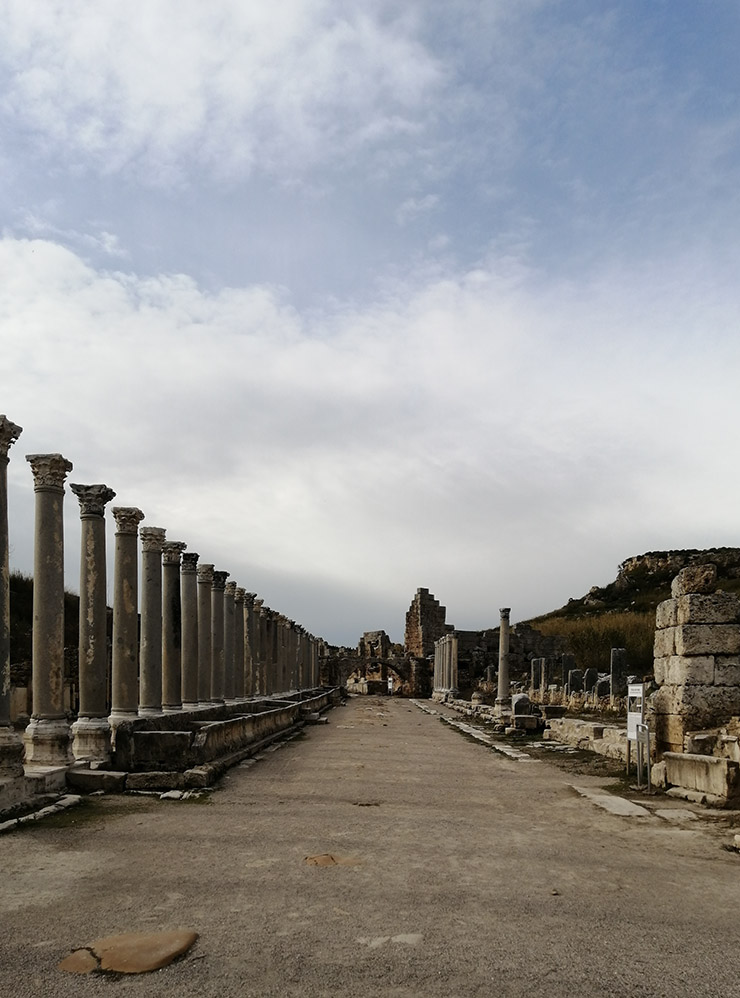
[533,611,655,675]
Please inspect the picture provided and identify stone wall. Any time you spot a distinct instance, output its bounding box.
[650,564,740,754]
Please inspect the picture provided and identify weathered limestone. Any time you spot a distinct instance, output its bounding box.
[110,507,145,723]
[495,607,511,712]
[138,527,166,716]
[0,417,24,778]
[181,552,200,709]
[162,541,186,712]
[23,453,74,766]
[651,565,740,753]
[233,588,245,699]
[210,570,228,702]
[70,484,116,762]
[196,564,214,706]
[223,580,237,702]
[252,598,264,695]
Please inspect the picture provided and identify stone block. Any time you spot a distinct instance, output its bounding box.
[676,592,740,626]
[655,599,677,630]
[714,656,740,687]
[66,769,128,793]
[663,751,740,804]
[653,656,669,684]
[675,624,740,657]
[665,655,715,686]
[126,771,186,791]
[651,712,685,751]
[671,564,717,597]
[653,627,676,658]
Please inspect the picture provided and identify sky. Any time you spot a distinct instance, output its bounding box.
[2,1,740,646]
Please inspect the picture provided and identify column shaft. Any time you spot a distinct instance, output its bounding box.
[223,581,236,701]
[210,570,228,702]
[496,607,511,707]
[233,588,245,699]
[0,417,23,777]
[197,564,214,705]
[181,552,199,708]
[70,483,115,762]
[110,507,145,721]
[138,527,166,715]
[162,541,186,712]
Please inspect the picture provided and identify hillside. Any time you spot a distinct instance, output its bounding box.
[526,548,740,676]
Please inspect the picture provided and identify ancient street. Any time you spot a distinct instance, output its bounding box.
[2,696,739,998]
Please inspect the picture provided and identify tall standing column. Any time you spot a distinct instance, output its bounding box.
[110,507,145,723]
[243,592,255,696]
[233,588,245,699]
[496,607,511,713]
[450,634,459,695]
[138,527,166,716]
[24,453,74,766]
[0,416,24,777]
[162,541,186,712]
[196,564,214,706]
[223,580,237,702]
[210,570,228,702]
[181,552,200,709]
[70,483,116,762]
[253,598,264,695]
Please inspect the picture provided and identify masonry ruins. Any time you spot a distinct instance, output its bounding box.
[4,409,740,818]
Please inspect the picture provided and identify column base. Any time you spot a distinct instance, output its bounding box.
[138,706,163,717]
[493,698,512,719]
[109,710,139,724]
[0,724,25,778]
[23,717,73,768]
[162,705,182,713]
[71,716,112,765]
[181,701,200,711]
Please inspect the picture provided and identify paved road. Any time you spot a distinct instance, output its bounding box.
[2,696,739,997]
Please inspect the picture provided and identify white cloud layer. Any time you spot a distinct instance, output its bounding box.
[3,235,740,642]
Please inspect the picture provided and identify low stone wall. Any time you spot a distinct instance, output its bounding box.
[663,752,740,806]
[543,717,632,762]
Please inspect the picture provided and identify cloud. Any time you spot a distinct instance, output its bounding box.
[0,0,443,183]
[3,234,740,642]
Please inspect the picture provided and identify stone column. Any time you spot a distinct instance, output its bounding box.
[162,541,186,712]
[223,580,237,702]
[0,416,24,777]
[233,588,245,699]
[243,593,256,696]
[70,483,116,762]
[138,527,166,716]
[181,552,200,709]
[253,598,264,695]
[496,607,511,712]
[450,634,459,695]
[24,452,74,766]
[196,563,214,706]
[110,507,145,722]
[210,570,228,702]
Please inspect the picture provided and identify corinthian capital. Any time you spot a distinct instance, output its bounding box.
[70,483,116,517]
[111,506,145,534]
[212,570,229,591]
[0,415,22,461]
[197,563,214,584]
[140,526,166,552]
[26,453,73,491]
[225,581,237,597]
[182,552,200,573]
[162,540,187,565]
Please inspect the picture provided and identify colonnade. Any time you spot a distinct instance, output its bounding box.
[0,415,323,776]
[432,632,458,696]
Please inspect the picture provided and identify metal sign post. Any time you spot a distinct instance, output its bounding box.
[626,683,651,792]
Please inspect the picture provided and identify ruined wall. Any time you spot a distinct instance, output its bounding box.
[404,588,450,657]
[650,564,740,754]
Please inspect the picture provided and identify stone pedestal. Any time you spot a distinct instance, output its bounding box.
[110,507,145,723]
[197,564,214,706]
[494,607,511,717]
[162,541,186,712]
[138,527,166,716]
[23,453,74,767]
[181,552,200,708]
[70,483,116,762]
[0,416,24,777]
[210,570,228,702]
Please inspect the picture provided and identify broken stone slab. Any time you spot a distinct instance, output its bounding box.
[126,771,187,791]
[66,769,128,793]
[59,929,198,974]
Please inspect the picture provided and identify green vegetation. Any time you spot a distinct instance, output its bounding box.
[532,611,655,676]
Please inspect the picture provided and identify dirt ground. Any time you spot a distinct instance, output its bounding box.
[1,695,739,998]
